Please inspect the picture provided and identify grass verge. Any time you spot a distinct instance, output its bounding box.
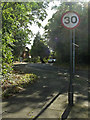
[1,73,37,99]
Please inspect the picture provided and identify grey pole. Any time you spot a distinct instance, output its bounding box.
[68,29,73,106]
[67,2,74,106]
[73,29,75,76]
[64,2,77,106]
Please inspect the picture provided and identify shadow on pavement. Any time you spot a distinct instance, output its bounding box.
[61,105,72,120]
[33,92,61,120]
[3,63,69,117]
[2,63,88,119]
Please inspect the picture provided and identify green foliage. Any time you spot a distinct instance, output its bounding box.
[2,2,48,75]
[45,3,88,65]
[30,56,41,63]
[30,32,50,63]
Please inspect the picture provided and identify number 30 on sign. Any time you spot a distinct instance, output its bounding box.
[61,11,80,29]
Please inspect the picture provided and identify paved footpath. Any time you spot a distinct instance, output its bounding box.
[2,63,89,119]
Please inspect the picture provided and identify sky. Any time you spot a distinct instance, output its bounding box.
[26,0,89,49]
[29,1,60,34]
[26,1,60,49]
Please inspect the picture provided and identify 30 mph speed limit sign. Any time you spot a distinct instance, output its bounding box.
[61,11,80,29]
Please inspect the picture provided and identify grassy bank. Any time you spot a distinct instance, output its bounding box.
[1,73,37,99]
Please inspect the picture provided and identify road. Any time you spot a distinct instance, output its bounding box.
[2,63,88,119]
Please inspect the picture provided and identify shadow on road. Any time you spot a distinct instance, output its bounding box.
[3,63,69,117]
[2,63,88,119]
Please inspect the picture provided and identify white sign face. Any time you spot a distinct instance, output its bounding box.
[61,11,80,29]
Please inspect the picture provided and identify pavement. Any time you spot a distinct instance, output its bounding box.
[1,63,89,119]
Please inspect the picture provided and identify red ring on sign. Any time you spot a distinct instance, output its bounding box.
[61,11,80,29]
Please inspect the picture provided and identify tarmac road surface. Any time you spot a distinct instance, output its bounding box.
[2,63,88,119]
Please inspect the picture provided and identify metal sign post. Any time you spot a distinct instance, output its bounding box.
[61,10,80,106]
[68,29,73,106]
[73,29,75,76]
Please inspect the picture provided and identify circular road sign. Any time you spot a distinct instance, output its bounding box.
[61,11,80,29]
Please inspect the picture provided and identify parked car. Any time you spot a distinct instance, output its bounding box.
[48,59,56,63]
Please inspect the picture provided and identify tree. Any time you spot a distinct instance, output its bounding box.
[44,2,88,65]
[30,33,50,63]
[2,2,48,74]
